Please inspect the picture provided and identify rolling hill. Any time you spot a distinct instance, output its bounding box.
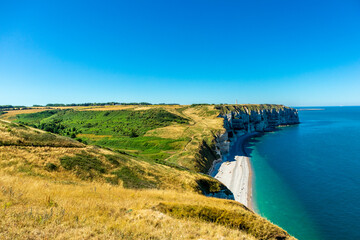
[0,104,295,240]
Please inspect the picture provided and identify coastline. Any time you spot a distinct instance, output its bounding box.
[246,156,254,211]
[242,133,259,211]
[211,132,257,210]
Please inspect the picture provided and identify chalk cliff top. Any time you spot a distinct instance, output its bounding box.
[215,104,295,115]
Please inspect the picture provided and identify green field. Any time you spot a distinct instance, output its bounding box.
[15,108,190,161]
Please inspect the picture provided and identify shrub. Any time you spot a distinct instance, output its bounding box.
[105,154,127,166]
[196,179,221,194]
[75,138,87,144]
[45,163,58,171]
[112,167,157,189]
[60,153,106,175]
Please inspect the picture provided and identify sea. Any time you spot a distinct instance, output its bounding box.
[243,106,360,240]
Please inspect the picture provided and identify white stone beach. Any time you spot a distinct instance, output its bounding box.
[211,132,256,209]
[214,155,251,207]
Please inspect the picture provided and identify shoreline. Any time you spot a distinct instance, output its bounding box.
[211,132,258,210]
[246,156,254,211]
[241,132,260,211]
[236,132,257,211]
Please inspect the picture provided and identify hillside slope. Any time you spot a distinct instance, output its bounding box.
[0,105,296,239]
[11,105,224,172]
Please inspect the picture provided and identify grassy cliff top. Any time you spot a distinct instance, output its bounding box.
[0,119,217,192]
[215,104,291,115]
[4,105,224,172]
[1,104,295,172]
[0,105,296,239]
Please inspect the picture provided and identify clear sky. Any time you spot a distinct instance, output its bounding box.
[1,0,360,106]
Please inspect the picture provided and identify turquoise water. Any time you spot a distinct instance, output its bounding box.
[245,107,360,240]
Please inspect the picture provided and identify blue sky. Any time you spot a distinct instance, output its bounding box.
[1,0,360,106]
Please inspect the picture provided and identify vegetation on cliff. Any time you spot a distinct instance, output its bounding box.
[215,104,291,115]
[15,109,189,162]
[0,104,296,239]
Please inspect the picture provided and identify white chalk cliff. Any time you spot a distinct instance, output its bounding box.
[208,106,300,206]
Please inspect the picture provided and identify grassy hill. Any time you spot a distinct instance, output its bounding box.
[14,108,189,162]
[0,119,218,191]
[0,105,296,239]
[11,105,224,172]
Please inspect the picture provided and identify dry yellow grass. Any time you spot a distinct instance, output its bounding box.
[54,104,184,112]
[2,104,224,172]
[0,108,49,121]
[77,133,113,140]
[0,105,297,239]
[0,119,224,196]
[0,105,182,121]
[145,123,188,139]
[0,144,216,193]
[68,105,136,111]
[0,173,259,240]
[144,105,224,170]
[0,120,84,148]
[0,124,286,240]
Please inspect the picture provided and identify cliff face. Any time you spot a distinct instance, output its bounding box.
[211,105,299,171]
[221,106,299,133]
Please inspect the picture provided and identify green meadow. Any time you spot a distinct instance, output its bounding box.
[15,108,190,161]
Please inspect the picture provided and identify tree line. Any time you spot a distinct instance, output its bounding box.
[36,102,179,107]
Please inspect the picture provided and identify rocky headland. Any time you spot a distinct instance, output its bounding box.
[209,105,300,208]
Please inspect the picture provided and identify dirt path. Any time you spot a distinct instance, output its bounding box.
[163,106,223,163]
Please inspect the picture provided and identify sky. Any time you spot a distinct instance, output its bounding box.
[1,0,360,106]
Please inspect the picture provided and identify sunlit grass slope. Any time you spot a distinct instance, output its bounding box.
[11,105,225,172]
[3,104,292,173]
[0,173,296,240]
[0,120,218,192]
[0,105,296,239]
[3,104,293,173]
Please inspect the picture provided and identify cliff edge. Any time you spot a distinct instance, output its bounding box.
[213,104,299,159]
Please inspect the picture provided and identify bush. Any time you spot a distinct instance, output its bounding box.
[112,167,157,189]
[196,178,221,194]
[105,154,128,166]
[129,130,139,138]
[60,153,106,176]
[75,138,88,144]
[45,163,58,171]
[39,121,65,134]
